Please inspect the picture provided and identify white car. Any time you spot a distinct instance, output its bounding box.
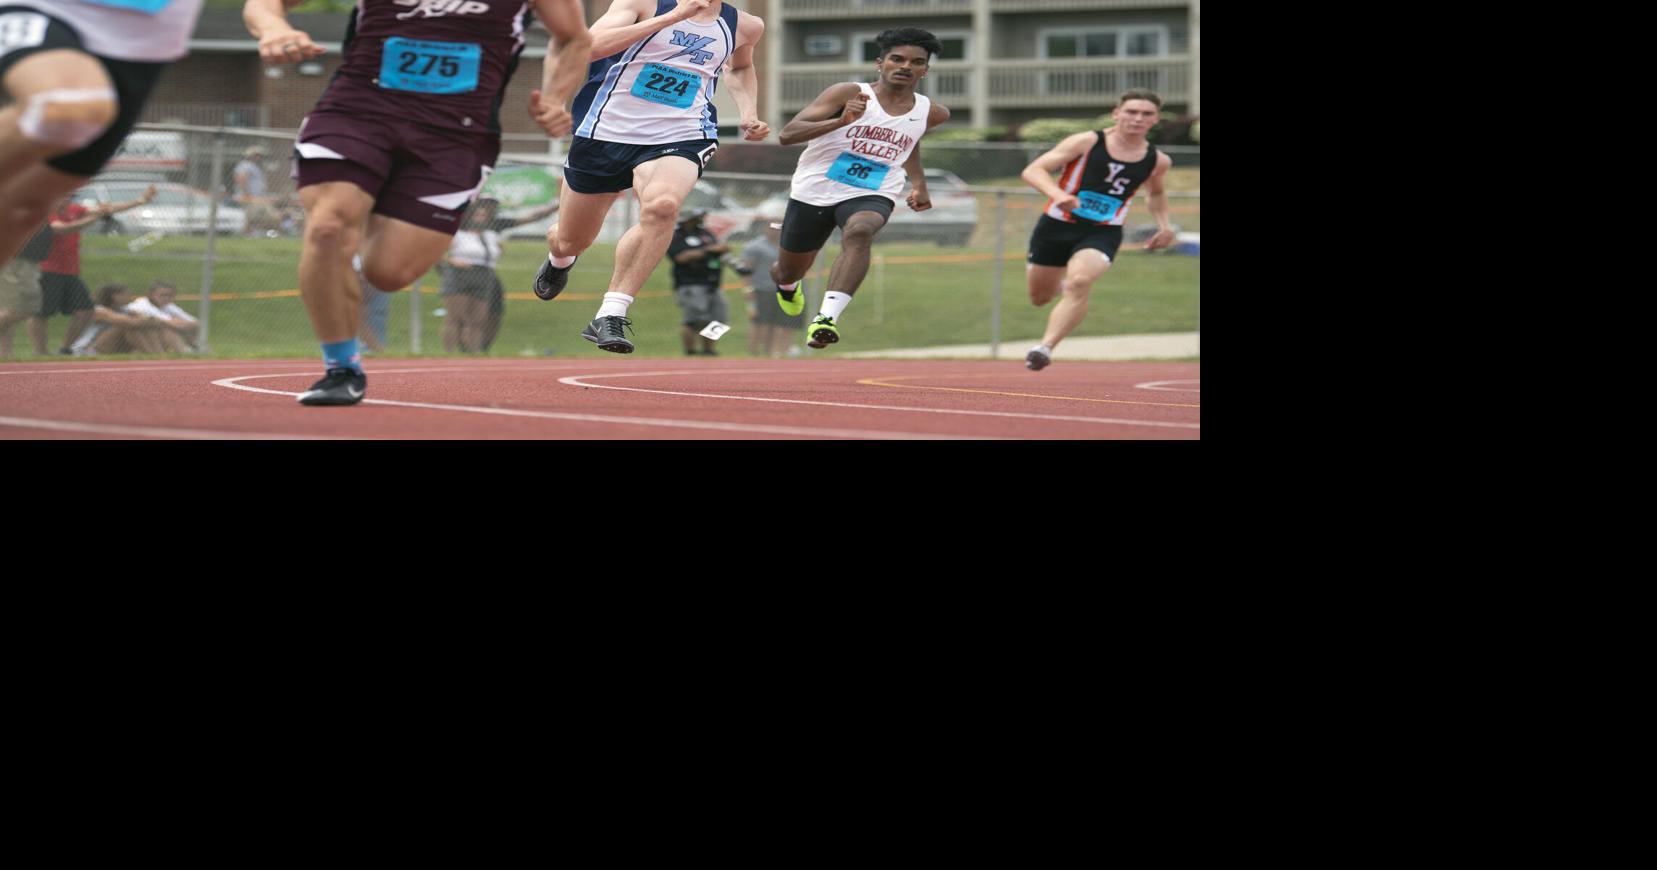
[77,181,247,236]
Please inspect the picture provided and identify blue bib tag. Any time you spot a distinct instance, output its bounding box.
[379,38,481,95]
[629,63,703,109]
[82,0,174,13]
[1072,191,1124,223]
[826,152,891,191]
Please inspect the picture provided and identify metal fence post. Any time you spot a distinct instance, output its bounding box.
[990,190,1005,359]
[411,270,424,354]
[199,130,226,353]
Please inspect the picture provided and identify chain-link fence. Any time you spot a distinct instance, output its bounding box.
[30,124,1196,359]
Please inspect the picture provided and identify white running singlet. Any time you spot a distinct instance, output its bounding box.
[3,0,203,63]
[574,1,736,144]
[790,82,930,208]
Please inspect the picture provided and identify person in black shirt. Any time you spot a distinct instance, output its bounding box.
[665,208,730,356]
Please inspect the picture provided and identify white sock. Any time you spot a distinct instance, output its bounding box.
[820,291,853,319]
[549,253,576,268]
[596,291,633,319]
[1031,344,1052,355]
[777,280,798,295]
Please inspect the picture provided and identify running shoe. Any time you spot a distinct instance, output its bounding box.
[581,316,635,353]
[806,315,839,349]
[298,367,367,406]
[776,279,805,317]
[1026,346,1052,371]
[533,257,575,301]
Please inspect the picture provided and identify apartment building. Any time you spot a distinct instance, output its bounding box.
[767,0,1199,129]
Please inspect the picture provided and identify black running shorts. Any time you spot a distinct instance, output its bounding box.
[1026,215,1124,267]
[778,195,893,253]
[0,5,168,178]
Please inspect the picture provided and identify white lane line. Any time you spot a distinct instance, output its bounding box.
[0,362,608,377]
[558,370,1201,431]
[211,372,996,440]
[1136,379,1201,393]
[0,415,350,440]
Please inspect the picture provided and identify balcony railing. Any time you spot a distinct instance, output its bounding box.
[780,63,973,107]
[989,0,1189,11]
[988,57,1190,107]
[780,0,973,19]
[782,57,1191,109]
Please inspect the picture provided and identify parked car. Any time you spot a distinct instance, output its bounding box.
[741,168,978,247]
[77,181,247,236]
[682,180,756,242]
[497,177,755,244]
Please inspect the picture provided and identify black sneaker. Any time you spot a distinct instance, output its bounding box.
[297,367,367,406]
[580,316,635,353]
[1026,347,1052,371]
[533,257,575,300]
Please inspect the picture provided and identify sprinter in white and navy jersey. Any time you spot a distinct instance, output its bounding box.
[1019,89,1176,372]
[767,26,950,351]
[0,0,205,265]
[532,0,769,355]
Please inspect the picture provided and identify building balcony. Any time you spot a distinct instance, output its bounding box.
[988,57,1190,107]
[780,57,1191,111]
[778,0,973,20]
[988,0,1188,11]
[780,62,973,108]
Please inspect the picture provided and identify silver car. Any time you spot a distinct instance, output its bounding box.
[78,181,247,236]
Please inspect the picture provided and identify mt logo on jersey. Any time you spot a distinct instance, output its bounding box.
[666,31,718,65]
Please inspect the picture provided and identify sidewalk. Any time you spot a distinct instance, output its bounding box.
[840,332,1199,361]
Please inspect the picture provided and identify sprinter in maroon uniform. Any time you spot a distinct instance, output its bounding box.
[243,0,590,405]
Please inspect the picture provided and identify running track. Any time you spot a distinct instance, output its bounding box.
[0,357,1200,440]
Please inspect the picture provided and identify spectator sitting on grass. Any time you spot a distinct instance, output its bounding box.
[124,281,198,352]
[69,283,168,355]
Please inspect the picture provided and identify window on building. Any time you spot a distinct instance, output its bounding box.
[855,32,969,63]
[1040,27,1166,59]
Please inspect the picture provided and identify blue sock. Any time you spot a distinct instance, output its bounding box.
[322,339,362,373]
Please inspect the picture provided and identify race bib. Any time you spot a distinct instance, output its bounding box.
[0,13,49,53]
[379,38,481,95]
[630,63,702,109]
[827,152,890,191]
[83,0,174,13]
[1072,191,1124,223]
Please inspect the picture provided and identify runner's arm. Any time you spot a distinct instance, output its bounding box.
[777,82,865,146]
[589,0,702,61]
[529,0,593,137]
[243,0,325,65]
[726,14,768,141]
[1142,151,1176,250]
[1020,131,1095,209]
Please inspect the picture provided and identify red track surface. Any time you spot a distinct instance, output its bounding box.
[0,357,1200,440]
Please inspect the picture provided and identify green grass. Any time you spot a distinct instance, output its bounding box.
[15,232,1197,359]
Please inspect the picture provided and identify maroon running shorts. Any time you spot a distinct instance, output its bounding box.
[294,108,501,234]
